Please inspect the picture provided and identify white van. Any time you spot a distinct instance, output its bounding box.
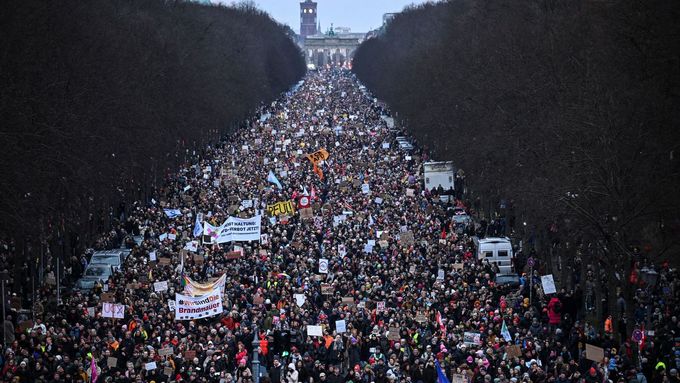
[472,237,515,275]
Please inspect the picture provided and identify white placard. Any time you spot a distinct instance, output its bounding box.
[437,269,445,280]
[307,325,323,337]
[541,274,557,294]
[375,197,384,205]
[382,142,390,149]
[167,299,175,311]
[149,251,157,261]
[154,281,169,292]
[361,184,370,194]
[168,233,177,241]
[145,362,157,371]
[294,294,306,307]
[102,303,125,319]
[336,320,347,334]
[319,258,329,274]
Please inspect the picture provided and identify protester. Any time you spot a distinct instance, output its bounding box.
[0,69,678,383]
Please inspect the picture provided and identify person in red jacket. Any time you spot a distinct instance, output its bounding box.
[547,297,562,330]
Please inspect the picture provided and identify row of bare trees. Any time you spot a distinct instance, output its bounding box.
[353,0,680,330]
[0,0,305,286]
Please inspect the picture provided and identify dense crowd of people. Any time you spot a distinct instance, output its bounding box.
[0,70,678,383]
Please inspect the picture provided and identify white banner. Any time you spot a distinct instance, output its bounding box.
[175,289,223,321]
[215,215,261,244]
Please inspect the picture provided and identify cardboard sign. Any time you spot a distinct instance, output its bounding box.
[225,251,241,260]
[341,297,355,307]
[158,347,174,357]
[107,357,118,368]
[388,326,400,341]
[100,293,116,303]
[585,344,604,362]
[415,312,428,323]
[158,258,172,266]
[300,207,313,220]
[506,344,522,358]
[164,367,174,376]
[193,254,205,264]
[184,350,196,360]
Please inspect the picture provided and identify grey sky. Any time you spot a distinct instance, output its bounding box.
[217,0,439,33]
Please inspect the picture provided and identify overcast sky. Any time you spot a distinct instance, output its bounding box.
[218,0,439,33]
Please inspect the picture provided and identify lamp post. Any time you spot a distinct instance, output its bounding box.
[251,325,260,383]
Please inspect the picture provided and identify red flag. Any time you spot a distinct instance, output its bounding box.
[436,311,446,335]
[441,227,447,239]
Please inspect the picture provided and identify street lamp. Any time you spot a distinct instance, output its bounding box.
[251,325,260,383]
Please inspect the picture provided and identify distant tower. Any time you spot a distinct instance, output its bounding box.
[300,0,317,38]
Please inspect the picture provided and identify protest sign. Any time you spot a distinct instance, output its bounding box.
[100,293,116,303]
[361,184,370,194]
[388,327,400,341]
[451,374,468,383]
[107,357,118,368]
[585,344,604,362]
[299,207,313,220]
[307,325,323,337]
[336,320,347,333]
[342,297,355,307]
[102,303,125,319]
[154,281,168,292]
[541,274,557,294]
[267,201,295,216]
[506,344,522,358]
[164,367,174,376]
[319,258,329,274]
[305,148,330,164]
[463,332,482,346]
[158,347,173,357]
[321,284,333,295]
[294,294,306,307]
[174,289,223,320]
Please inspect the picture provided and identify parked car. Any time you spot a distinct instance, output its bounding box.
[75,263,113,290]
[495,274,521,288]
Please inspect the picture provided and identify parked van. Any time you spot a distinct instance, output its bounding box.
[472,236,515,275]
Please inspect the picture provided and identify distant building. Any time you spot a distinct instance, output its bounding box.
[300,0,318,39]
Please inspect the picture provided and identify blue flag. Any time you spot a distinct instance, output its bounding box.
[267,170,283,189]
[435,360,450,383]
[163,208,182,218]
[193,213,204,238]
